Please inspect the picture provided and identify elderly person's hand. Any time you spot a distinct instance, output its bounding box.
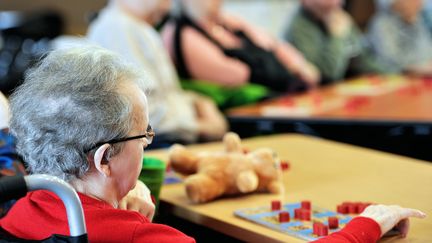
[360,204,426,237]
[119,180,155,221]
[324,8,352,37]
[194,95,228,141]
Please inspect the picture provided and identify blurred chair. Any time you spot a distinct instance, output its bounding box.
[0,10,62,95]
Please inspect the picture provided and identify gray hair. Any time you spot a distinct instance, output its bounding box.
[9,46,149,181]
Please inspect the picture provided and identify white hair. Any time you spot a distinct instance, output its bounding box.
[10,46,150,181]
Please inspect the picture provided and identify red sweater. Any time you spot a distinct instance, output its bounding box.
[0,191,195,242]
[312,217,381,243]
[0,191,381,242]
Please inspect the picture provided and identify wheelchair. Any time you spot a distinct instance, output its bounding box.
[0,175,88,242]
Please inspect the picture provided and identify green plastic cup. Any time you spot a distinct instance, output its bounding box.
[139,157,166,208]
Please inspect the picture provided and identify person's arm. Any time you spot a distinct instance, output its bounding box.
[221,13,276,50]
[312,217,381,243]
[186,92,228,141]
[182,26,250,87]
[313,205,426,243]
[222,13,320,87]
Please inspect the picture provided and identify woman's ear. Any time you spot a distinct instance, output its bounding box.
[94,144,112,177]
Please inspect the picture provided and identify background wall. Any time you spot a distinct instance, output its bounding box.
[0,0,372,36]
[0,0,107,35]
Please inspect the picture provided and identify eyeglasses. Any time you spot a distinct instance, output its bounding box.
[86,125,155,153]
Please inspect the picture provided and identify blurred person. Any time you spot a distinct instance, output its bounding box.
[0,46,426,243]
[422,0,432,34]
[367,0,432,75]
[87,0,227,144]
[160,0,320,93]
[283,0,392,84]
[0,46,194,242]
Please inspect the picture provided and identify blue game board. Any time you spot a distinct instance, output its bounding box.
[234,202,352,241]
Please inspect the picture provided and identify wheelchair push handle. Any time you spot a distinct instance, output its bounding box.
[0,175,87,237]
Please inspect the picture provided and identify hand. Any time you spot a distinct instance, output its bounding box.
[324,9,352,37]
[360,204,426,237]
[194,95,228,141]
[119,180,155,221]
[297,62,321,88]
[273,42,320,88]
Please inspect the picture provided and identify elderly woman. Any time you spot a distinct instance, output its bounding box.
[0,47,195,242]
[87,0,227,143]
[283,0,392,83]
[160,0,320,92]
[367,0,432,75]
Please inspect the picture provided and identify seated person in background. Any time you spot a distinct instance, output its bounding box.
[0,46,426,243]
[422,0,432,34]
[161,0,320,93]
[367,0,432,76]
[283,0,393,84]
[87,0,227,144]
[0,46,194,242]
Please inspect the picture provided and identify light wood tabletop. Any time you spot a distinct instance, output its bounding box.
[227,76,432,124]
[146,134,432,242]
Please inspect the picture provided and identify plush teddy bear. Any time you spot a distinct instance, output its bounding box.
[168,132,283,203]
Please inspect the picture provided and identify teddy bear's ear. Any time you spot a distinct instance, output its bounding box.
[223,132,243,153]
[248,148,280,178]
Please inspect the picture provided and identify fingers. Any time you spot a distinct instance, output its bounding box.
[141,203,155,222]
[118,198,128,210]
[124,196,156,222]
[397,207,426,219]
[360,204,426,237]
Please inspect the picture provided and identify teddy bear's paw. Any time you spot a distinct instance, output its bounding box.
[236,171,259,193]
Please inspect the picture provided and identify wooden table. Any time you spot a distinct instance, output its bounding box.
[228,76,432,122]
[146,134,432,242]
[226,76,432,161]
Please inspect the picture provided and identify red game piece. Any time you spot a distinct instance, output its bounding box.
[369,76,382,86]
[348,203,358,214]
[301,200,311,210]
[280,160,290,171]
[399,86,421,95]
[318,224,329,236]
[345,96,369,111]
[313,222,329,236]
[313,222,323,235]
[328,217,339,229]
[312,94,322,106]
[271,200,281,211]
[357,203,368,214]
[294,208,302,219]
[300,209,311,221]
[279,97,296,107]
[278,211,290,223]
[423,78,432,89]
[337,204,348,214]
